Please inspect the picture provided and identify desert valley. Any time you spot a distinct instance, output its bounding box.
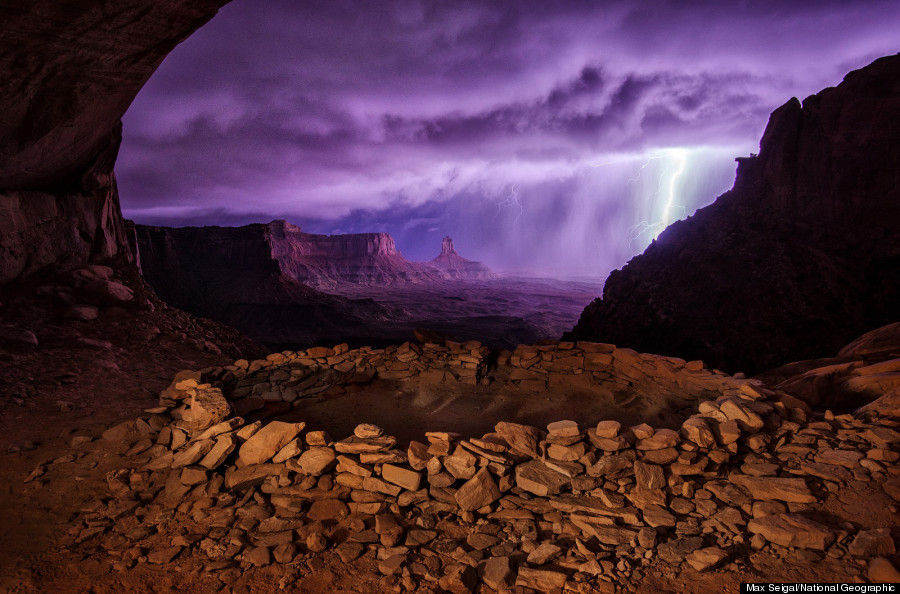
[1,3,899,594]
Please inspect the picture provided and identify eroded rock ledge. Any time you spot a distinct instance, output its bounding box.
[55,338,900,591]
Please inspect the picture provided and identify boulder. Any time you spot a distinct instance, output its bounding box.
[868,558,900,582]
[747,514,834,550]
[685,547,729,572]
[516,567,568,591]
[634,461,666,490]
[495,421,542,457]
[296,447,337,476]
[456,467,501,511]
[306,499,349,522]
[181,389,233,434]
[848,528,896,557]
[81,280,134,305]
[516,460,570,497]
[481,556,514,590]
[730,475,816,503]
[381,464,422,491]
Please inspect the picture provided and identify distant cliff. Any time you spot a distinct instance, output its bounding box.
[568,54,900,374]
[136,221,493,291]
[134,222,496,344]
[134,222,395,347]
[265,220,439,289]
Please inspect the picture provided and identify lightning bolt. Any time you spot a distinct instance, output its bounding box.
[496,183,524,224]
[591,152,666,185]
[622,148,689,248]
[628,153,666,185]
[657,148,687,237]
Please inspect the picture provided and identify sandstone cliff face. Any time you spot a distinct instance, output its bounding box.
[0,1,228,284]
[266,220,440,289]
[0,1,228,190]
[568,54,900,374]
[134,223,394,346]
[0,181,130,284]
[137,221,494,292]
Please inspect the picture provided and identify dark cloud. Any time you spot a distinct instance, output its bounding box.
[118,0,900,275]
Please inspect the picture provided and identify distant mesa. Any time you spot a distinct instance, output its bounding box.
[135,220,495,295]
[133,221,496,345]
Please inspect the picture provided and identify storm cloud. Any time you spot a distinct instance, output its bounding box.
[117,0,900,275]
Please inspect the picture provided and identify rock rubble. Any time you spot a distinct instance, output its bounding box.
[56,337,900,592]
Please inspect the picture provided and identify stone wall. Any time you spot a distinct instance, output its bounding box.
[76,340,900,590]
[157,339,746,414]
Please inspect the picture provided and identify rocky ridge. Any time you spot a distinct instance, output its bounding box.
[568,54,900,375]
[133,221,397,347]
[134,221,504,347]
[50,331,900,592]
[136,220,493,293]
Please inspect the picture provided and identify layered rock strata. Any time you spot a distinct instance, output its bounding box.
[136,221,493,292]
[133,221,396,346]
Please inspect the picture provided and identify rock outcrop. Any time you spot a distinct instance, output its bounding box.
[133,222,393,347]
[568,54,900,375]
[137,221,494,293]
[0,1,229,284]
[425,236,495,281]
[266,221,440,289]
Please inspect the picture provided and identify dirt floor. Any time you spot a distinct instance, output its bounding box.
[279,379,698,448]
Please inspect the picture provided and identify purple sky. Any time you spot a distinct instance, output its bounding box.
[118,0,900,276]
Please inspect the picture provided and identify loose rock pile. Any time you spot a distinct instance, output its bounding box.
[61,340,900,592]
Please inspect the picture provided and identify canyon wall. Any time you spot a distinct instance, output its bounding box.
[0,1,229,284]
[266,220,440,289]
[137,221,494,292]
[569,54,900,375]
[134,222,395,347]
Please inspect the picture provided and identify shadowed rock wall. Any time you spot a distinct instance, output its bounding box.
[0,0,229,283]
[568,54,900,375]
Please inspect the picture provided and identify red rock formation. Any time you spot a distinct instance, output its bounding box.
[0,1,229,284]
[426,236,495,281]
[568,54,900,374]
[134,222,392,347]
[0,1,228,190]
[266,221,440,289]
[137,221,495,292]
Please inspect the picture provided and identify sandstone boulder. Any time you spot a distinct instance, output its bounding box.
[296,447,336,476]
[495,421,542,457]
[516,460,570,497]
[848,528,896,557]
[81,280,134,305]
[456,467,500,511]
[730,475,816,503]
[685,547,728,572]
[238,422,306,466]
[181,388,233,434]
[747,514,834,550]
